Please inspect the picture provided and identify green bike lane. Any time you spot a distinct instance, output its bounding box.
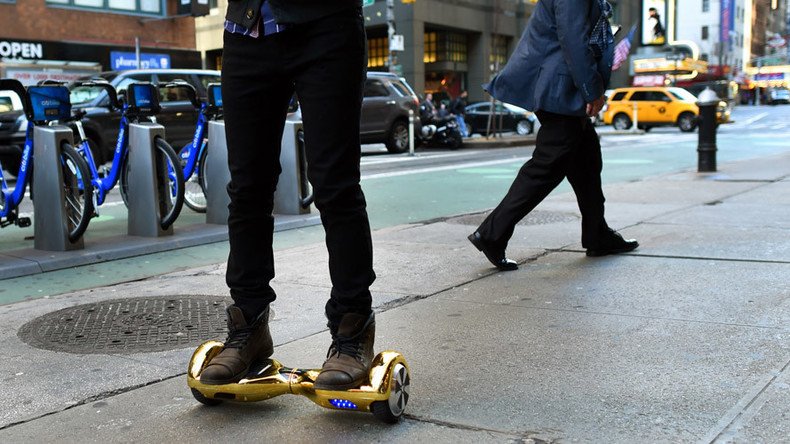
[1,125,788,305]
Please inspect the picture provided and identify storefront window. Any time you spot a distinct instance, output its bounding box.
[424,32,468,65]
[140,0,159,12]
[490,35,509,70]
[443,33,467,63]
[46,0,162,15]
[367,37,389,68]
[424,32,437,63]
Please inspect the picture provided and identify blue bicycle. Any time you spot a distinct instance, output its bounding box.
[0,79,94,241]
[68,80,184,237]
[158,81,222,213]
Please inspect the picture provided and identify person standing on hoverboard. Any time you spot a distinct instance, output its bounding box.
[468,0,638,270]
[200,0,378,391]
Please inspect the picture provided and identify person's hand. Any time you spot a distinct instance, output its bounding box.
[586,95,606,117]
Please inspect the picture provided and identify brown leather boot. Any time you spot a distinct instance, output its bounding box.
[314,313,375,391]
[199,305,273,385]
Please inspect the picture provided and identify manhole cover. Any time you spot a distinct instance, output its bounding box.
[447,210,579,226]
[18,296,232,355]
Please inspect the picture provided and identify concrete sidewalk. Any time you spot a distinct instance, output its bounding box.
[0,151,788,442]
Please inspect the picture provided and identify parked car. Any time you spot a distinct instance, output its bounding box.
[0,90,27,173]
[767,87,790,105]
[464,101,536,136]
[603,86,729,132]
[289,72,421,154]
[360,72,421,153]
[67,69,221,164]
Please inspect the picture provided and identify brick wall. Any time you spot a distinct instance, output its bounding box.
[0,0,196,49]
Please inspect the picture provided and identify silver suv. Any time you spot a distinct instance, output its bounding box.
[290,72,421,153]
[361,72,421,153]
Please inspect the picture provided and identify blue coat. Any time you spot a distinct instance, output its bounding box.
[484,0,614,117]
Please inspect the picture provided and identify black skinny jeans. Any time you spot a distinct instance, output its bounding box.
[477,110,608,249]
[221,7,375,324]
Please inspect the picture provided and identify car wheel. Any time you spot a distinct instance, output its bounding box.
[678,112,697,132]
[515,119,532,135]
[612,113,632,130]
[385,120,409,154]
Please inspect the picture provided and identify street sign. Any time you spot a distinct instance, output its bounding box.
[390,35,404,52]
[363,0,375,7]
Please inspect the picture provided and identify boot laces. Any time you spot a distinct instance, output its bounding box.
[224,326,256,349]
[328,337,363,362]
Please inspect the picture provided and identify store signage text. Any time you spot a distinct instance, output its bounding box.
[110,51,171,70]
[0,40,44,59]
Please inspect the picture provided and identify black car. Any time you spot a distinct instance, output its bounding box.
[464,101,536,136]
[0,90,27,173]
[68,69,221,164]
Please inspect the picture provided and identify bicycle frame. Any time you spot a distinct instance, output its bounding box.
[0,124,34,219]
[180,102,209,180]
[74,110,130,207]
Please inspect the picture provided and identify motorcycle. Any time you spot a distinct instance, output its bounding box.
[418,112,463,150]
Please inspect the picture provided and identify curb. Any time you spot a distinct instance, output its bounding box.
[0,213,322,280]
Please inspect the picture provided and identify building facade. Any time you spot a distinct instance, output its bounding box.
[0,0,202,84]
[196,0,535,102]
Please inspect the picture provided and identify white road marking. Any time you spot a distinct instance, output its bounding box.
[361,150,486,166]
[740,112,770,125]
[362,157,526,180]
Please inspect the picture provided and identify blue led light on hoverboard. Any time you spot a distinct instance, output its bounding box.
[329,399,358,410]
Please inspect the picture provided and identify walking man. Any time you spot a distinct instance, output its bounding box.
[450,90,469,137]
[200,0,378,391]
[468,0,638,270]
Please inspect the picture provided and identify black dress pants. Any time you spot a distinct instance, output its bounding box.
[477,110,608,249]
[221,7,375,324]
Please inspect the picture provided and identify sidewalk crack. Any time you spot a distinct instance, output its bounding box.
[403,413,558,443]
[700,357,790,444]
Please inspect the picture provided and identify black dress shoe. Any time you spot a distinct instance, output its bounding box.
[468,232,518,271]
[586,229,639,257]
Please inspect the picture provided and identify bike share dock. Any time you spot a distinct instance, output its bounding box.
[0,118,320,280]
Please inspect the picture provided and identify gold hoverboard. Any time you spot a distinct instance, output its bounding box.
[187,341,411,423]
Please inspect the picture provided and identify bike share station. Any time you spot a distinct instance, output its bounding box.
[0,80,319,279]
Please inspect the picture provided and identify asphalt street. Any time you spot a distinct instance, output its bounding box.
[0,104,788,305]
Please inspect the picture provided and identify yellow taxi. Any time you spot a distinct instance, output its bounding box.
[603,86,729,132]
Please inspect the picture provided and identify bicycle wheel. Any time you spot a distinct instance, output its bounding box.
[60,143,95,242]
[182,144,207,213]
[120,138,185,230]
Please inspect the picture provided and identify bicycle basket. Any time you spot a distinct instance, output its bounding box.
[27,85,71,123]
[126,82,161,116]
[208,83,222,108]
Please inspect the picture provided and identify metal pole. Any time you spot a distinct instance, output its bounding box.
[755,58,762,105]
[387,0,395,73]
[631,102,639,133]
[135,36,141,69]
[408,109,415,156]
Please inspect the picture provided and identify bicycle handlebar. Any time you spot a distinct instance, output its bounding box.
[0,79,34,121]
[157,80,200,109]
[72,80,121,110]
